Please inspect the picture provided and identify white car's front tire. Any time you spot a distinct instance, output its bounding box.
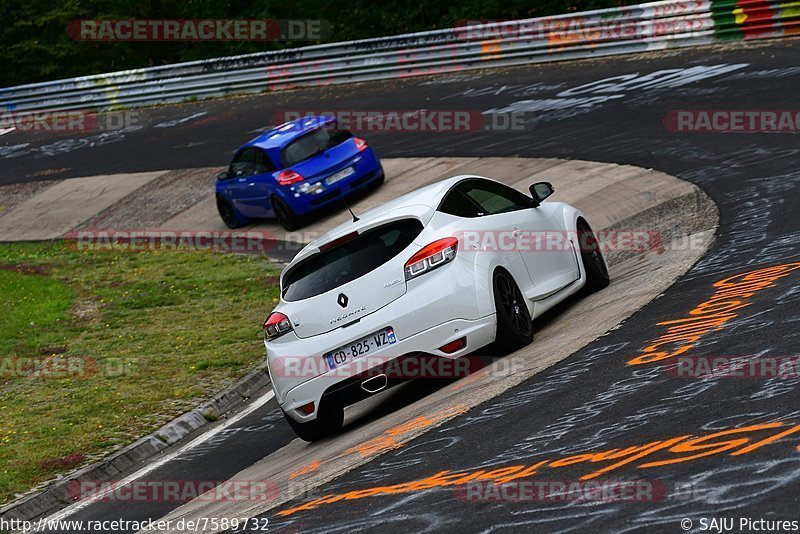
[577,219,610,293]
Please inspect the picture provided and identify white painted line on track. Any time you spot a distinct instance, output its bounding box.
[39,389,276,525]
[0,127,16,136]
[153,112,208,129]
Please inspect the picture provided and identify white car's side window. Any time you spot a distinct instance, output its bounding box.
[441,179,531,217]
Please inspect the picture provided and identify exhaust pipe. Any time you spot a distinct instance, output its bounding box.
[361,374,388,394]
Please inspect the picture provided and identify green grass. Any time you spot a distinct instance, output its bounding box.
[0,242,281,504]
[0,267,73,357]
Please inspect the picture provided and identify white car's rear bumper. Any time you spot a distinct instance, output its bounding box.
[270,313,495,422]
[267,255,499,422]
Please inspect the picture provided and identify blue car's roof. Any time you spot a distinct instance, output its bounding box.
[244,115,336,151]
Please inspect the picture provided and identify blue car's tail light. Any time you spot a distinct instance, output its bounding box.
[354,137,368,152]
[404,237,458,280]
[278,170,304,186]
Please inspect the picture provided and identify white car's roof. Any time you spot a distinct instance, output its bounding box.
[361,175,463,214]
[288,175,477,266]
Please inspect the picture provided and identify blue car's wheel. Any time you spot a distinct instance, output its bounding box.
[216,194,247,229]
[271,196,302,231]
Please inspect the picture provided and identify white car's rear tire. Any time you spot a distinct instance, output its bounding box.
[491,270,534,355]
[283,398,344,442]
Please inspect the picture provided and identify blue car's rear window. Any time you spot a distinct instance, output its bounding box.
[280,125,352,167]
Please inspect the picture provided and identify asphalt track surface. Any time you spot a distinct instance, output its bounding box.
[3,39,800,533]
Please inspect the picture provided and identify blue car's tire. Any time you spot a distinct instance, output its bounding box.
[271,196,302,231]
[216,194,247,229]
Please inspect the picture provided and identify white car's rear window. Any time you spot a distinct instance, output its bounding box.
[282,219,423,301]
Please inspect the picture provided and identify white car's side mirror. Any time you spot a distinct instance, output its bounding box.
[529,182,555,207]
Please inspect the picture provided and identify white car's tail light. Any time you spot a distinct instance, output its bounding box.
[277,170,304,186]
[264,312,293,340]
[404,237,458,281]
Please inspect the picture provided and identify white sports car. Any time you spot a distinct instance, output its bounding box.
[264,175,609,441]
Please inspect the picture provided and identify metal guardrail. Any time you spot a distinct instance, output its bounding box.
[1,0,798,112]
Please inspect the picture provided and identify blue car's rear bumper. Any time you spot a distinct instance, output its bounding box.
[278,149,383,216]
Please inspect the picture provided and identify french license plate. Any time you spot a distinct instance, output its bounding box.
[325,166,355,185]
[325,327,397,370]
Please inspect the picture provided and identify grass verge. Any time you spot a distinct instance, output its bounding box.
[0,242,280,504]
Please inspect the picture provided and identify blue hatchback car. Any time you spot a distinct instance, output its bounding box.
[216,116,384,230]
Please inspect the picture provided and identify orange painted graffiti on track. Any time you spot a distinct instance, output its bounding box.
[627,262,800,365]
[278,421,800,516]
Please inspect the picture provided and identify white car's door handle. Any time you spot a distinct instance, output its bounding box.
[512,229,522,237]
